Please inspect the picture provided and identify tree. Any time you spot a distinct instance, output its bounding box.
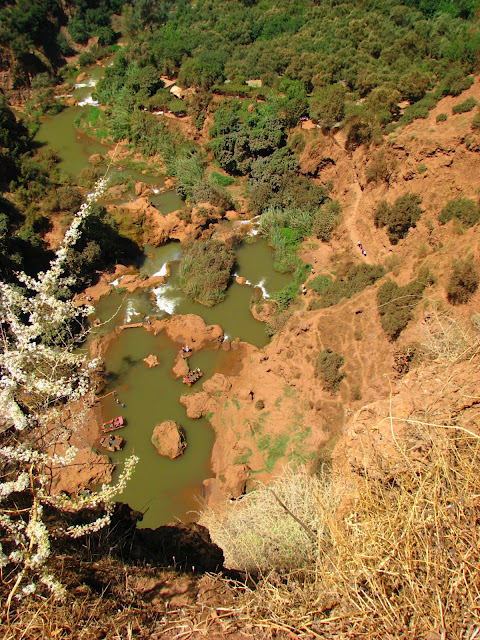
[0,177,137,604]
[309,84,346,129]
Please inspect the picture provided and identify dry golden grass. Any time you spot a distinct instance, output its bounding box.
[206,423,480,639]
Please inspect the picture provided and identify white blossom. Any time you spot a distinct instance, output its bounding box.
[0,175,139,601]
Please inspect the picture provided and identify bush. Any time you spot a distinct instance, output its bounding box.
[446,256,479,305]
[191,179,233,211]
[312,201,341,242]
[472,112,480,130]
[209,172,234,187]
[309,274,332,295]
[452,97,478,115]
[57,186,83,213]
[78,50,96,67]
[258,206,315,273]
[374,193,423,244]
[436,112,448,122]
[315,349,345,391]
[365,149,396,184]
[377,271,432,340]
[179,239,235,306]
[438,197,480,227]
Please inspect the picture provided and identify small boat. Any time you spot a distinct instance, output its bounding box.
[183,368,203,386]
[101,416,125,432]
[100,435,124,452]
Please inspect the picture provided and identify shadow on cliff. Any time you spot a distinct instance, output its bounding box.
[61,502,227,575]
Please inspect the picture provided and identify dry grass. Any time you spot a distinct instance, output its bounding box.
[207,424,480,638]
[200,468,346,573]
[420,304,480,362]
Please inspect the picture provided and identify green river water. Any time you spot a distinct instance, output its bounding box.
[33,64,293,527]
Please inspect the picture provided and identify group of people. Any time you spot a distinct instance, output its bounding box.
[180,344,191,359]
[113,391,125,408]
[357,241,367,257]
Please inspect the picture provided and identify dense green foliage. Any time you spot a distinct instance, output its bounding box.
[179,239,235,306]
[83,0,480,151]
[315,349,345,391]
[438,197,480,227]
[377,271,433,340]
[446,255,479,305]
[258,204,331,273]
[374,193,423,243]
[0,0,124,85]
[309,263,385,308]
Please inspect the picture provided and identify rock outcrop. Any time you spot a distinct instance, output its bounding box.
[143,354,160,368]
[151,421,187,459]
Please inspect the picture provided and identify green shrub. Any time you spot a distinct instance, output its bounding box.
[78,50,96,67]
[436,113,448,123]
[209,172,234,187]
[315,349,345,391]
[418,164,427,174]
[438,197,480,227]
[377,272,432,340]
[313,201,341,242]
[311,264,385,308]
[446,256,479,305]
[309,274,333,295]
[179,239,235,306]
[258,206,315,273]
[452,97,478,115]
[271,264,310,310]
[471,112,480,130]
[374,193,423,244]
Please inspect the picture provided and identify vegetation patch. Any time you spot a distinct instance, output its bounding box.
[315,349,345,391]
[452,97,478,115]
[374,193,423,244]
[438,197,480,227]
[446,255,479,305]
[233,447,253,465]
[179,239,235,306]
[309,263,385,309]
[377,271,433,340]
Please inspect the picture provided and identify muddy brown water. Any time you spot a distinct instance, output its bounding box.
[92,239,291,527]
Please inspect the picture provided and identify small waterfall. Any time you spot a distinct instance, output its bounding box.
[152,284,179,315]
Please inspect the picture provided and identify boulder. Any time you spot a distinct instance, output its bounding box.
[88,153,104,165]
[151,421,187,459]
[172,356,189,379]
[135,181,154,198]
[143,354,160,368]
[235,276,247,285]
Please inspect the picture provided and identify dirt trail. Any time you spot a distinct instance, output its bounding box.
[331,132,384,264]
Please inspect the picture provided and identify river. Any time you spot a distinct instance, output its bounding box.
[32,60,292,527]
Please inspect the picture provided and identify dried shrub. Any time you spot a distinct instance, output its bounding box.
[315,349,345,391]
[365,149,396,184]
[446,255,479,305]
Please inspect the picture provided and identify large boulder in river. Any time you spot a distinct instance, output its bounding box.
[143,354,160,368]
[151,421,187,459]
